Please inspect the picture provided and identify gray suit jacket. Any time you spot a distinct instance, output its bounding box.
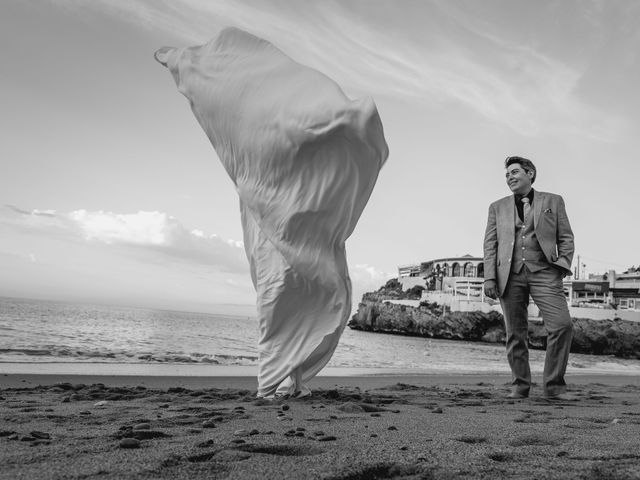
[483,190,574,297]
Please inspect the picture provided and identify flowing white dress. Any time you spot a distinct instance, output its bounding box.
[155,27,388,397]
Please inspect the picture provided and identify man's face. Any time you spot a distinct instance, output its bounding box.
[505,163,533,195]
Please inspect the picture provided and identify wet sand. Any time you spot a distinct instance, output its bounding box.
[2,373,640,479]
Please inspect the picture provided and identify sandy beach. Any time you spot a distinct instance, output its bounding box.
[2,373,640,479]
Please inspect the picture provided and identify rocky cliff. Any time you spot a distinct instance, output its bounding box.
[348,282,640,359]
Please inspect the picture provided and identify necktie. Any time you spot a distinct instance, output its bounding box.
[521,197,530,222]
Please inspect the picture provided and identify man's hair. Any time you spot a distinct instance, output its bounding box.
[505,156,536,184]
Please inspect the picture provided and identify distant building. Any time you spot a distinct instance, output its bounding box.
[397,264,421,278]
[421,255,484,279]
[396,256,640,321]
[398,254,483,290]
[564,280,610,305]
[607,269,640,310]
[565,269,640,310]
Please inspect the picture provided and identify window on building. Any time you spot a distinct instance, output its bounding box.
[464,262,475,277]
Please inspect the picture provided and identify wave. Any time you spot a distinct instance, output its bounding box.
[0,348,258,365]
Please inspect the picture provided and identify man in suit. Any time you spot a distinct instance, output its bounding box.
[483,156,574,400]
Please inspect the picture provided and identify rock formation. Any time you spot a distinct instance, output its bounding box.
[349,282,640,359]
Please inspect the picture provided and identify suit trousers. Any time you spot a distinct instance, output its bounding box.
[499,266,573,396]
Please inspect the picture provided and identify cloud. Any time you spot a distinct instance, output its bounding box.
[2,206,396,289]
[69,210,173,245]
[47,0,626,141]
[347,263,395,309]
[6,204,57,217]
[2,205,396,310]
[1,205,248,273]
[349,263,394,291]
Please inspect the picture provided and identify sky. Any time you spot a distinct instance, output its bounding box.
[1,0,639,315]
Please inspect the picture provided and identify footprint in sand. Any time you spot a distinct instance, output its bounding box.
[454,436,488,444]
[509,433,561,447]
[235,443,324,455]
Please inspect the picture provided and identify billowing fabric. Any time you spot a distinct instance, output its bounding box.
[155,27,388,397]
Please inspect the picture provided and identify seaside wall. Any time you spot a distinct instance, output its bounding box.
[349,291,640,359]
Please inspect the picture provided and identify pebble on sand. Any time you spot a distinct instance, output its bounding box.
[216,450,251,462]
[337,402,365,413]
[119,438,141,449]
[30,439,51,447]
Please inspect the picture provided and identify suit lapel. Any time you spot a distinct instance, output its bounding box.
[500,196,515,241]
[533,190,543,229]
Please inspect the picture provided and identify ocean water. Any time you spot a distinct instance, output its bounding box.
[1,297,639,376]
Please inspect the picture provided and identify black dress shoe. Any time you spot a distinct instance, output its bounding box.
[507,391,529,399]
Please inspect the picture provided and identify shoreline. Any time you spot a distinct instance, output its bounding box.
[2,371,639,391]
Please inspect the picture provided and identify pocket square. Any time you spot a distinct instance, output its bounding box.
[544,208,553,213]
